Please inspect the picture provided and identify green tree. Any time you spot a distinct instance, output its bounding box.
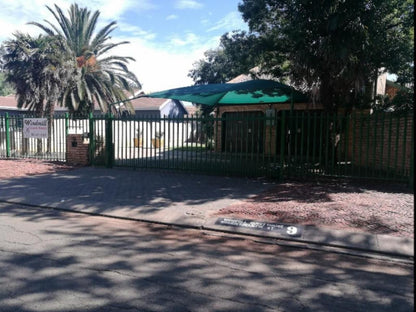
[29,3,141,115]
[189,49,229,85]
[2,33,75,115]
[238,0,414,112]
[188,31,260,85]
[2,32,76,152]
[0,72,15,96]
[376,87,414,112]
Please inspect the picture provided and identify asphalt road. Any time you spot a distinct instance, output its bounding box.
[0,202,413,312]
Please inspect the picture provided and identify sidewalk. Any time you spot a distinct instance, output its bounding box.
[0,167,413,259]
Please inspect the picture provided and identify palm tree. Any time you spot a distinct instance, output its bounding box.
[3,33,48,115]
[2,32,76,152]
[29,3,141,115]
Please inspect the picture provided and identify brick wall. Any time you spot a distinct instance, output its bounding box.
[346,111,413,175]
[66,134,89,166]
[218,103,317,114]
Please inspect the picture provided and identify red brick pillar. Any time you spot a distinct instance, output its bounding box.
[66,134,89,166]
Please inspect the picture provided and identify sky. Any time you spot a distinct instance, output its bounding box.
[0,0,249,93]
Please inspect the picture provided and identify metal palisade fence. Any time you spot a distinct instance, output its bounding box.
[0,110,413,185]
[0,113,67,161]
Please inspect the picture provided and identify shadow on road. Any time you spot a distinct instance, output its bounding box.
[0,202,413,311]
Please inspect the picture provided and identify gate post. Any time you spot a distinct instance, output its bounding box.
[279,110,286,181]
[409,114,414,188]
[65,112,69,136]
[66,134,89,166]
[5,113,10,158]
[105,114,114,168]
[88,113,95,166]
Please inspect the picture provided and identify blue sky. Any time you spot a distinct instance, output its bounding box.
[0,0,248,92]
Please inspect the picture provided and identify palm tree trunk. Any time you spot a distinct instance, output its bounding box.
[45,100,55,154]
[35,99,44,155]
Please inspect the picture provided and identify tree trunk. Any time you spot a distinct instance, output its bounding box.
[319,76,337,114]
[35,100,44,155]
[45,100,55,154]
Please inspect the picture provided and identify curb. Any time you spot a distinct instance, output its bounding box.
[1,199,413,263]
[203,222,414,261]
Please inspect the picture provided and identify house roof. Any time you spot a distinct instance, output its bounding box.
[0,95,93,112]
[0,94,191,115]
[128,97,168,111]
[0,95,23,110]
[0,94,133,113]
[227,66,275,84]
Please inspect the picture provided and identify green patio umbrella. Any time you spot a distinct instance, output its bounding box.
[142,79,308,106]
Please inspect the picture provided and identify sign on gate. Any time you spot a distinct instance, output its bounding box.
[23,118,48,139]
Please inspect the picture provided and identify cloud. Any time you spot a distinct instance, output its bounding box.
[0,0,151,41]
[207,11,247,32]
[166,14,178,20]
[84,0,156,21]
[175,0,203,10]
[0,0,225,94]
[111,39,205,92]
[91,1,136,21]
[117,22,156,41]
[0,0,69,41]
[111,29,223,92]
[169,32,199,47]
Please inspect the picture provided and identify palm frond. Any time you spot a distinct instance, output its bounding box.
[49,5,73,44]
[91,21,117,49]
[96,41,131,56]
[18,3,141,114]
[27,22,56,36]
[84,10,99,44]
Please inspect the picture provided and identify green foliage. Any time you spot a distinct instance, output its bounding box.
[188,31,260,85]
[28,3,141,115]
[188,49,229,84]
[237,0,414,112]
[1,4,141,116]
[0,72,15,96]
[2,33,77,153]
[2,33,76,115]
[375,88,414,112]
